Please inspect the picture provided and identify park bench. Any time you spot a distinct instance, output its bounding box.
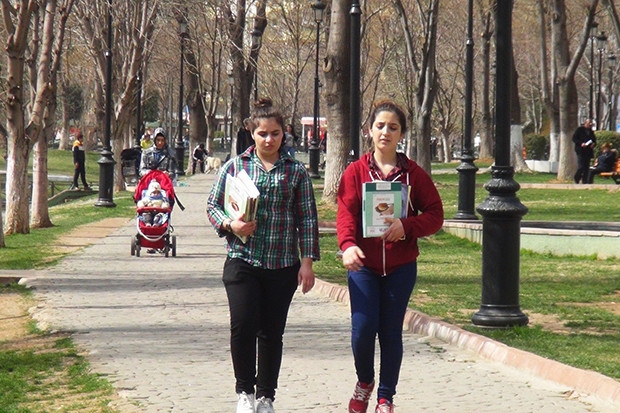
[598,157,620,184]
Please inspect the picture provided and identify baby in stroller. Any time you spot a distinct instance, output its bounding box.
[137,181,170,226]
[132,169,178,257]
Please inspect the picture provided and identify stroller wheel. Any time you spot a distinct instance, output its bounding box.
[131,236,136,256]
[171,235,177,257]
[164,235,170,257]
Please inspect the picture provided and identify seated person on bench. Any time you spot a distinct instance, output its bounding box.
[587,142,617,183]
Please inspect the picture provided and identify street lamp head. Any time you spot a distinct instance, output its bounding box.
[608,54,617,68]
[251,28,263,47]
[590,20,599,33]
[596,31,607,51]
[178,21,189,38]
[311,0,326,24]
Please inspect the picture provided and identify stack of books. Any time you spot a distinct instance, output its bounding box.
[224,170,260,242]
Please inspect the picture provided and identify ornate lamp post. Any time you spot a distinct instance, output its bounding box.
[454,0,478,220]
[251,28,263,101]
[608,54,616,131]
[227,69,234,147]
[472,0,528,328]
[95,0,116,207]
[134,71,143,149]
[309,0,326,178]
[175,21,190,176]
[595,31,607,130]
[589,21,598,120]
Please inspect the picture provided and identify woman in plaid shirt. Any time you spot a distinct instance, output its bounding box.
[207,97,320,413]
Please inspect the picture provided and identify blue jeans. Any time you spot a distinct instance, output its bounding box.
[287,146,295,159]
[348,261,417,402]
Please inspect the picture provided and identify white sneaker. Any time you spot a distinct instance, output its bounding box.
[256,396,275,413]
[236,392,255,413]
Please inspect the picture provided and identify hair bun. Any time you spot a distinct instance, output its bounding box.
[254,97,273,109]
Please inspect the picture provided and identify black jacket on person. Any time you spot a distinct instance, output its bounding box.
[72,139,86,165]
[236,128,253,155]
[572,126,596,157]
[193,145,208,161]
[594,150,617,172]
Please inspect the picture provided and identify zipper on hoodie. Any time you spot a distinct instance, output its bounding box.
[382,238,387,276]
[368,170,410,277]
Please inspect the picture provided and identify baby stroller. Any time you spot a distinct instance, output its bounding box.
[120,147,141,187]
[131,170,177,257]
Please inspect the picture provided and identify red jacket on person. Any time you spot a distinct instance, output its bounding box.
[337,152,444,276]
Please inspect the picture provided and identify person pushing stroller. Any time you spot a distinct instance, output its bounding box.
[140,127,177,180]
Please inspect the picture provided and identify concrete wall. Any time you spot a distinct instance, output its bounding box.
[443,220,620,259]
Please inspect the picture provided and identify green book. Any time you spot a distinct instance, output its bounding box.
[362,181,403,238]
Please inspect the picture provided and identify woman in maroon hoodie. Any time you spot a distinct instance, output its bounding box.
[337,100,443,413]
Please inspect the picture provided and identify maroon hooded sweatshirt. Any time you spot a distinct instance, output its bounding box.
[337,152,444,275]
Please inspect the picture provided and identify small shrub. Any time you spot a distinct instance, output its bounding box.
[523,134,549,160]
[593,131,620,156]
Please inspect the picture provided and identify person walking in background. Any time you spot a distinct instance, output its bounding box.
[139,127,176,179]
[70,131,90,191]
[207,97,320,413]
[236,117,254,155]
[140,129,153,150]
[282,123,297,159]
[587,142,617,183]
[337,100,444,413]
[192,143,209,174]
[572,119,596,184]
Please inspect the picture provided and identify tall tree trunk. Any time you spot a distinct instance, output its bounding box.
[29,1,53,229]
[224,1,267,156]
[181,12,215,156]
[537,1,561,164]
[322,0,351,204]
[0,203,4,246]
[59,73,72,150]
[551,0,598,181]
[478,8,494,159]
[394,0,440,175]
[510,49,529,172]
[75,0,158,192]
[31,0,74,228]
[3,0,38,235]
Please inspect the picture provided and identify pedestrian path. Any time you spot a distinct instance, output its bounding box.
[26,172,619,413]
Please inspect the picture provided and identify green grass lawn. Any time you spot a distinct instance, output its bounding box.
[433,168,620,222]
[0,151,618,411]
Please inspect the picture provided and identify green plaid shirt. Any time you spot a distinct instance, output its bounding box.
[207,147,320,269]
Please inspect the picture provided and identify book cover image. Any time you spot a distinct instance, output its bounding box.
[223,170,259,243]
[362,182,402,237]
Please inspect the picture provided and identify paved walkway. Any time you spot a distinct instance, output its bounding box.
[25,172,619,413]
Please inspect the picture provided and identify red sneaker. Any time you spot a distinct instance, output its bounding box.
[348,381,375,413]
[375,398,394,413]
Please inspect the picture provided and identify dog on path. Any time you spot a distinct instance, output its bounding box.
[205,156,222,174]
